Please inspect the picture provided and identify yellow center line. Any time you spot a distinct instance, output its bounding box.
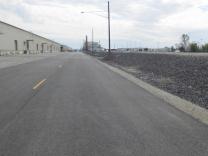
[33,79,47,90]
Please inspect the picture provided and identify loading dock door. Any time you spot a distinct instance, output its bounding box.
[26,41,29,50]
[41,44,44,53]
[14,40,18,51]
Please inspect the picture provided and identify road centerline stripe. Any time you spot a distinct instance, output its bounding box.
[33,79,47,90]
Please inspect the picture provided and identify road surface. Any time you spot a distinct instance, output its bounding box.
[0,53,207,156]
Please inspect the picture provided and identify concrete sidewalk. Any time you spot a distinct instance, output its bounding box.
[0,53,63,69]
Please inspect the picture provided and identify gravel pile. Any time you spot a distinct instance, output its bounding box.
[97,52,208,109]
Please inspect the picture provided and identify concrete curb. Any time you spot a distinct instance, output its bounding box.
[96,58,208,125]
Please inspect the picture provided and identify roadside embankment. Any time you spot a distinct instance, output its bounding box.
[95,52,208,109]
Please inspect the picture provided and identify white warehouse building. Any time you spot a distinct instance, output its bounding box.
[0,20,61,55]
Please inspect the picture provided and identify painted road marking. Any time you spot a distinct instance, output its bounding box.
[33,79,47,90]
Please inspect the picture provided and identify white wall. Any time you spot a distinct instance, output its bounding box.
[0,22,61,55]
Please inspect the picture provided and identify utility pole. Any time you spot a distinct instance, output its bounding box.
[81,1,111,56]
[85,35,88,52]
[108,1,111,56]
[92,28,94,55]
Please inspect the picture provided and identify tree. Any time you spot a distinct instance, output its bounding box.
[202,43,208,52]
[181,34,190,52]
[179,45,185,52]
[175,43,185,52]
[171,46,175,52]
[189,43,199,52]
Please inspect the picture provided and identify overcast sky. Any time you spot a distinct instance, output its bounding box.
[0,0,208,48]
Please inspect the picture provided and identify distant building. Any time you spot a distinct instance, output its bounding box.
[116,47,172,53]
[83,41,104,52]
[116,48,154,53]
[0,20,62,55]
[153,47,172,52]
[61,45,73,52]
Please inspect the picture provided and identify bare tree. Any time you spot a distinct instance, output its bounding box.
[181,34,190,52]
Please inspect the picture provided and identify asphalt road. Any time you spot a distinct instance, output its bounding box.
[0,52,207,156]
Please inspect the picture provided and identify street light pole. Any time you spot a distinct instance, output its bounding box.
[85,35,88,51]
[108,1,111,56]
[92,28,94,55]
[81,1,111,56]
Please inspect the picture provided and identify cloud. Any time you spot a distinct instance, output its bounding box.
[0,0,208,48]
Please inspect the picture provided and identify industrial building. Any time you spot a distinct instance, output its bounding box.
[83,41,104,52]
[0,20,61,55]
[61,45,73,52]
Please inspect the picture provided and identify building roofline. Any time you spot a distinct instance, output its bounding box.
[0,20,60,45]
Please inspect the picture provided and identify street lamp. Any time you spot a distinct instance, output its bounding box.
[107,1,111,56]
[81,1,111,57]
[92,28,94,55]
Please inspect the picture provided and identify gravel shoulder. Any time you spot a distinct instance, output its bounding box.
[95,52,208,109]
